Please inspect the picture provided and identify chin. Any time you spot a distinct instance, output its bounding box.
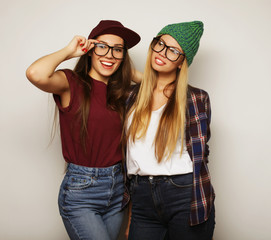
[152,64,163,72]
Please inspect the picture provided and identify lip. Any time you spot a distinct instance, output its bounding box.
[154,57,166,66]
[100,60,115,69]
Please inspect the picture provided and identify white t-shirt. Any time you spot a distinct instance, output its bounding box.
[126,105,193,176]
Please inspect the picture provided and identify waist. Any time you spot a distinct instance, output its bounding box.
[67,162,122,177]
[130,173,193,183]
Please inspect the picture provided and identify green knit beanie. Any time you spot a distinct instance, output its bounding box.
[157,21,204,66]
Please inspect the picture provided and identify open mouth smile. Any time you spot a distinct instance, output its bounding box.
[155,57,166,66]
[101,61,114,69]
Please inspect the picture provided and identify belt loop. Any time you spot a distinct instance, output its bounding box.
[135,175,138,184]
[95,168,99,178]
[113,165,118,175]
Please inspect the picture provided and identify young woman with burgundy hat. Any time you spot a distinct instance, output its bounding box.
[26,20,140,240]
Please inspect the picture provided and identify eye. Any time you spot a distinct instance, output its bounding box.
[96,43,108,49]
[113,47,124,53]
[169,47,180,55]
[158,40,165,47]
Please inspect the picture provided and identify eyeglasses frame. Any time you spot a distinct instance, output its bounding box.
[93,42,126,60]
[151,37,185,62]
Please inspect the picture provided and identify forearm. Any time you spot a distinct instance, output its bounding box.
[132,69,142,83]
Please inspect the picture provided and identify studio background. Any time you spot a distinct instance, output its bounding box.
[1,0,270,239]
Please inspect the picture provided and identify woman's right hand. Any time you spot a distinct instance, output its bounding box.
[65,36,100,60]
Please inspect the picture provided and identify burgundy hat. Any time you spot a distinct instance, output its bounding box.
[88,20,140,49]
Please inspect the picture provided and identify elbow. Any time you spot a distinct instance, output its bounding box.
[26,66,35,82]
[26,66,42,85]
[26,66,36,82]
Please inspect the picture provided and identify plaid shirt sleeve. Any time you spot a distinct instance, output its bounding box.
[186,86,215,226]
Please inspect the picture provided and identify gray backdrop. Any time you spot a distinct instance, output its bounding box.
[1,0,270,239]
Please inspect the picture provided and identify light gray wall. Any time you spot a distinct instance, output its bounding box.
[1,0,270,239]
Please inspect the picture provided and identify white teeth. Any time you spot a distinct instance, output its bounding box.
[156,58,163,64]
[101,61,113,66]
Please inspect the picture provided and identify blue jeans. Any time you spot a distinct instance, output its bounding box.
[58,163,125,240]
[128,173,215,240]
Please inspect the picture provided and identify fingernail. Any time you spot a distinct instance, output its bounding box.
[80,44,84,46]
[82,48,86,51]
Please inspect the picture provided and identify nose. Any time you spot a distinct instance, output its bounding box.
[105,47,114,58]
[159,47,167,58]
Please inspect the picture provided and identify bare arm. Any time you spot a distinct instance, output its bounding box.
[26,36,98,95]
[132,69,142,83]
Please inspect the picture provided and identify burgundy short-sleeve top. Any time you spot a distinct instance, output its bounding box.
[53,69,122,167]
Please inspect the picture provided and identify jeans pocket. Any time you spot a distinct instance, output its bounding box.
[65,174,93,190]
[168,174,193,188]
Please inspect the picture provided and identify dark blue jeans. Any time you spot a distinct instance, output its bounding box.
[128,173,215,240]
[58,163,124,240]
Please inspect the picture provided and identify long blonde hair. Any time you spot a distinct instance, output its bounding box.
[126,46,188,163]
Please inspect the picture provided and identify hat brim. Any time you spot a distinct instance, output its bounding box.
[88,26,140,49]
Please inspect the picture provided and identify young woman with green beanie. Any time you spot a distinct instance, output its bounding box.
[26,20,140,240]
[125,21,215,239]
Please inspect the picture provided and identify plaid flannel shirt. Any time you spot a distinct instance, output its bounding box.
[122,84,215,226]
[185,85,215,226]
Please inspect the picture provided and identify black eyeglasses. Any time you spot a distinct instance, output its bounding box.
[151,37,185,62]
[93,43,126,60]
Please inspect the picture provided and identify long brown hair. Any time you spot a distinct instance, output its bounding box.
[74,48,133,146]
[126,46,188,163]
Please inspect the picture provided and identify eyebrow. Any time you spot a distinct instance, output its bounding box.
[98,41,124,47]
[160,38,182,52]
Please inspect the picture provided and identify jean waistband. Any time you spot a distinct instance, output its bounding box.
[131,173,193,183]
[67,162,122,177]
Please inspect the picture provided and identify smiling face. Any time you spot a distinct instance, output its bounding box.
[151,34,185,75]
[89,34,124,83]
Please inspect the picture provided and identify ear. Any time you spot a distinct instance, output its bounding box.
[178,58,185,69]
[178,63,182,70]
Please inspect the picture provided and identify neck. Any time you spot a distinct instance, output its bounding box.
[156,72,176,91]
[88,71,109,85]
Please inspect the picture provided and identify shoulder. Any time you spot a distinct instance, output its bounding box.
[126,83,140,110]
[188,85,210,102]
[129,83,140,92]
[58,69,83,87]
[128,83,140,101]
[56,69,84,101]
[187,85,211,114]
[58,69,78,81]
[188,85,209,97]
